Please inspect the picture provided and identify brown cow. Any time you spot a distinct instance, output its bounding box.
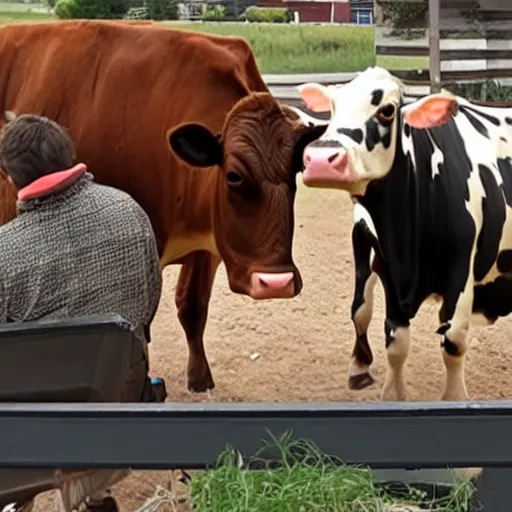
[0,20,326,392]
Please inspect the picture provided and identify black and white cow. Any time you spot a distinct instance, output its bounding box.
[298,66,512,402]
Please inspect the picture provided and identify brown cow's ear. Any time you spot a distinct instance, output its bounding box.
[168,123,223,168]
[292,123,328,171]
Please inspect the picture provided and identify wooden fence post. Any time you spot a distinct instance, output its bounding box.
[428,0,441,93]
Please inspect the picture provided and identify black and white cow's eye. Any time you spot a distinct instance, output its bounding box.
[225,171,243,187]
[376,104,396,123]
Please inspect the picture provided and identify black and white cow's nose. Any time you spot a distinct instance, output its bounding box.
[304,150,341,165]
[327,152,340,164]
[302,145,357,187]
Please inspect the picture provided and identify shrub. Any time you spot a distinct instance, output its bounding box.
[125,6,148,18]
[55,0,132,19]
[242,6,291,23]
[46,0,57,8]
[379,0,428,30]
[109,0,131,17]
[201,3,226,21]
[146,0,179,20]
[54,0,78,18]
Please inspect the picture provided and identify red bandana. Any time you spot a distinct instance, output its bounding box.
[17,163,88,201]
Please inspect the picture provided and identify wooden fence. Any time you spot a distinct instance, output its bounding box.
[374,0,512,99]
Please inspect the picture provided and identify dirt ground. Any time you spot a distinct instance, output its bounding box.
[34,182,512,511]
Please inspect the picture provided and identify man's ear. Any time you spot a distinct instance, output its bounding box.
[4,111,17,124]
[168,123,223,168]
[402,90,459,129]
[292,123,329,171]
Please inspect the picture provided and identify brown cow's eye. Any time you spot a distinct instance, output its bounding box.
[225,171,242,186]
[375,104,396,123]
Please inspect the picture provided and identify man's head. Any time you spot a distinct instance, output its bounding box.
[0,113,76,189]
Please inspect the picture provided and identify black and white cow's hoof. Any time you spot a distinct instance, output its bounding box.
[86,497,119,512]
[348,372,375,390]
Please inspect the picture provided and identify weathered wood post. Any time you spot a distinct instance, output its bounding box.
[428,0,441,93]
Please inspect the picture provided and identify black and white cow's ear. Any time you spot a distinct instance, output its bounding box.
[402,90,459,129]
[297,82,334,113]
[168,123,223,168]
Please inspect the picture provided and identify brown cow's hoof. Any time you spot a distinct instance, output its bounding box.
[348,372,375,390]
[188,370,215,393]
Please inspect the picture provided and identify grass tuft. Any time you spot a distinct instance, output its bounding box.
[190,430,476,512]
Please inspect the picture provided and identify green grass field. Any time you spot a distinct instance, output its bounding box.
[0,3,429,73]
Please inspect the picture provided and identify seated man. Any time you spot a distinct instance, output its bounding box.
[0,114,163,511]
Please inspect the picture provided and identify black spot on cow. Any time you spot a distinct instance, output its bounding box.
[442,337,460,356]
[364,115,393,152]
[337,127,363,144]
[460,105,490,139]
[371,88,384,107]
[463,105,500,126]
[497,250,512,273]
[474,277,512,321]
[505,117,512,125]
[365,118,381,152]
[436,323,450,335]
[382,130,391,149]
[403,122,411,137]
[384,318,409,349]
[352,333,373,366]
[501,137,508,143]
[497,157,512,207]
[474,165,505,282]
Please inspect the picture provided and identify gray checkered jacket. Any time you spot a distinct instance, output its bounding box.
[0,172,162,342]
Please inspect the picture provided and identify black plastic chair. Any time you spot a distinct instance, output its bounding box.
[0,314,167,512]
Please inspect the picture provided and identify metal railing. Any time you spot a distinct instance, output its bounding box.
[2,400,512,510]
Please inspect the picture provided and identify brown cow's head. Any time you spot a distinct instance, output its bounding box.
[168,92,327,300]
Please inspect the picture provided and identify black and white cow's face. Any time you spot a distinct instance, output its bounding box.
[298,66,458,196]
[299,67,403,195]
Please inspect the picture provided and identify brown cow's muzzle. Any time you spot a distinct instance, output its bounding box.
[249,267,303,300]
[228,266,303,300]
[249,271,294,299]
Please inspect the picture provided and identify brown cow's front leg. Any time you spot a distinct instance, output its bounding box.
[175,250,221,393]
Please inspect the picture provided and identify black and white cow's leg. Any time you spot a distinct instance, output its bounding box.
[438,280,474,401]
[370,253,411,402]
[381,314,411,401]
[348,222,378,390]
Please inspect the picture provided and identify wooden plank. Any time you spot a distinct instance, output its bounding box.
[476,10,512,21]
[429,0,442,92]
[441,68,512,80]
[440,29,512,38]
[376,46,512,61]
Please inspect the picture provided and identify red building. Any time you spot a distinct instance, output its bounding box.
[258,0,352,23]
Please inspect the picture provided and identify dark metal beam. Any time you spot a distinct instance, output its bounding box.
[1,401,512,470]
